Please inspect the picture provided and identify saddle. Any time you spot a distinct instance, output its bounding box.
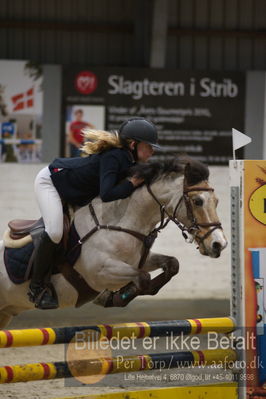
[8,217,70,250]
[5,214,98,307]
[9,219,44,239]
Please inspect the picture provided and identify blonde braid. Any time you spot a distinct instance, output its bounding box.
[81,129,122,155]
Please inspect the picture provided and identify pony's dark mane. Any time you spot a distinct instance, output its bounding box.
[129,156,209,186]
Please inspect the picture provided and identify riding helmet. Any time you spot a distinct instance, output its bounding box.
[118,117,160,149]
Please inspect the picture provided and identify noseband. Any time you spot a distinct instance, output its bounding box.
[147,183,222,245]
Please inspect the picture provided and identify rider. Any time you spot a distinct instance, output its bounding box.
[28,117,160,309]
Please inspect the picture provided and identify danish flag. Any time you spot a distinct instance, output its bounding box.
[11,87,34,111]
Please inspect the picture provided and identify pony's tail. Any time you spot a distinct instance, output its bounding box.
[81,129,122,155]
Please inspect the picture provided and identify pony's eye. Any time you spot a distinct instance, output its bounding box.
[193,198,203,206]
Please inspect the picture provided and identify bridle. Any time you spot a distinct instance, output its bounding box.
[182,186,222,243]
[69,180,222,270]
[146,182,222,245]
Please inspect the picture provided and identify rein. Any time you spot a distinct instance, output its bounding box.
[72,181,222,269]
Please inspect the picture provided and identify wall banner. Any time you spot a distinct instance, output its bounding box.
[244,160,266,391]
[230,160,266,396]
[63,67,245,164]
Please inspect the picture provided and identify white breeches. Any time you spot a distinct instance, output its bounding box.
[34,166,64,244]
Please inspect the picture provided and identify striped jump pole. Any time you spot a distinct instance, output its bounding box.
[0,317,235,348]
[0,348,237,384]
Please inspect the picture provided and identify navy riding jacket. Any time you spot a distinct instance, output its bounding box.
[49,148,136,207]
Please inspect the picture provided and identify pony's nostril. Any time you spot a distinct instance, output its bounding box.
[212,241,222,251]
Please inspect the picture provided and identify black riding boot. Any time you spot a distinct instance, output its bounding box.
[28,231,59,309]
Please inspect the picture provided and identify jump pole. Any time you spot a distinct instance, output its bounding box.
[0,348,236,384]
[0,317,235,348]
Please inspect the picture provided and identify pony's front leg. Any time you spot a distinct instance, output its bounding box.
[94,254,179,308]
[142,252,179,296]
[93,258,151,308]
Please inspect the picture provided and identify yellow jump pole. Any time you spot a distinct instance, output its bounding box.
[0,317,236,348]
[0,348,237,384]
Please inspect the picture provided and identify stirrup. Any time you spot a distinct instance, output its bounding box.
[28,283,58,310]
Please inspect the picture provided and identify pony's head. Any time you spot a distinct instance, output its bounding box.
[129,156,227,258]
[182,160,227,258]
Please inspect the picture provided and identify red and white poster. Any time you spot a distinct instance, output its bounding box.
[0,60,43,163]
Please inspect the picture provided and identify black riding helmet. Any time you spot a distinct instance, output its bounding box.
[118,117,160,149]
